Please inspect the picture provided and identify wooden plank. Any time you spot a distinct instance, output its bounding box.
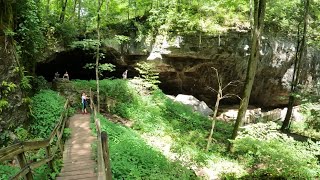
[0,143,22,159]
[49,99,69,141]
[29,156,53,169]
[16,152,33,180]
[9,166,31,180]
[23,140,49,151]
[101,132,112,180]
[0,146,24,161]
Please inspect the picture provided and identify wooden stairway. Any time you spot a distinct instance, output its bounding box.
[56,114,97,180]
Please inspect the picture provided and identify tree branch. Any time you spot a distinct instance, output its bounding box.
[206,86,218,94]
[222,80,242,91]
[221,93,242,100]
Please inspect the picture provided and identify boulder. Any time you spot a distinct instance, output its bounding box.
[174,94,213,116]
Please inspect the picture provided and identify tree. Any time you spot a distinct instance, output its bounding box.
[95,0,104,112]
[229,0,267,151]
[281,0,310,131]
[59,0,68,23]
[206,67,240,152]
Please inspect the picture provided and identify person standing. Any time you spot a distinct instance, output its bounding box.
[81,92,88,114]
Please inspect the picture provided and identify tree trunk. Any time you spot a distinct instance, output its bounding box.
[206,92,220,152]
[73,0,78,15]
[59,0,68,23]
[78,0,81,22]
[96,0,103,113]
[281,0,309,131]
[228,0,266,151]
[106,0,110,19]
[249,0,253,38]
[46,0,50,16]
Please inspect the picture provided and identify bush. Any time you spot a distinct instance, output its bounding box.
[0,164,19,180]
[30,90,66,138]
[232,122,320,179]
[32,76,49,92]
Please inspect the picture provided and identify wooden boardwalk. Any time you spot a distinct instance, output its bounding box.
[56,114,97,180]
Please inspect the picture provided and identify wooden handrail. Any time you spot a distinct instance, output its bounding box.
[0,99,69,180]
[90,88,112,180]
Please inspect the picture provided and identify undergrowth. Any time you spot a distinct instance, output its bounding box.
[30,90,66,138]
[0,90,68,180]
[93,114,198,179]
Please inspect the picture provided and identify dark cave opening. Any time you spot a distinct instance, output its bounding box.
[36,49,138,81]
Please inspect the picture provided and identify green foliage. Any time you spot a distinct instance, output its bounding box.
[32,76,50,92]
[29,90,66,138]
[0,131,11,148]
[55,21,78,46]
[14,126,30,141]
[16,0,46,71]
[71,39,100,50]
[0,164,19,180]
[291,103,320,139]
[135,62,161,90]
[0,81,17,112]
[114,35,130,44]
[63,128,72,141]
[232,122,320,179]
[0,81,16,96]
[83,63,116,77]
[96,114,198,179]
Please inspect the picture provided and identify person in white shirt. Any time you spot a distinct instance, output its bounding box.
[81,92,88,114]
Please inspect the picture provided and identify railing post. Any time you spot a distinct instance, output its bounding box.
[101,132,112,180]
[45,146,54,171]
[56,129,64,154]
[16,152,33,180]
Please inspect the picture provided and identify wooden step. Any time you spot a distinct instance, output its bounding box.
[61,163,96,172]
[56,173,97,180]
[62,160,96,167]
[58,169,95,177]
[63,154,93,161]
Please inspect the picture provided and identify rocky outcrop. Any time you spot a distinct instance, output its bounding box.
[119,32,320,108]
[172,94,213,116]
[39,32,320,108]
[0,36,27,133]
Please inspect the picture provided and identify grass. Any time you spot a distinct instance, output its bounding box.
[92,114,198,179]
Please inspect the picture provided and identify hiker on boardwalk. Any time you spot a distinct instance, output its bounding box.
[81,92,88,114]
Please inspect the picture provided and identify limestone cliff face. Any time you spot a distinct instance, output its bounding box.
[118,32,320,107]
[39,32,320,108]
[0,36,27,132]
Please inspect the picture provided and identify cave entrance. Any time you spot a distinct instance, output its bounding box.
[36,48,132,81]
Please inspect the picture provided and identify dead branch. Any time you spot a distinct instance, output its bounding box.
[221,93,242,100]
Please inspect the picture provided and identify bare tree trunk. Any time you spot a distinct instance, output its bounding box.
[78,0,81,22]
[249,0,254,37]
[73,0,78,15]
[127,0,130,21]
[281,0,309,131]
[106,0,110,19]
[206,92,220,152]
[96,0,103,113]
[46,0,50,16]
[59,0,68,23]
[228,0,266,152]
[206,68,240,152]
